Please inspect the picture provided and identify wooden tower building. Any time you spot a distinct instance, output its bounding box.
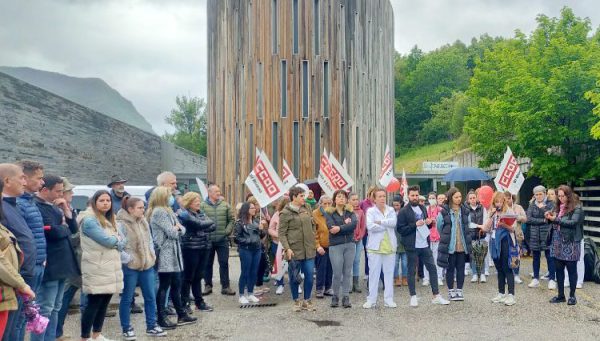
[207,0,395,202]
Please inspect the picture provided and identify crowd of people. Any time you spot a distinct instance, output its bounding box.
[0,160,588,341]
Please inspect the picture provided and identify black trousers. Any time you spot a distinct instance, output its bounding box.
[204,240,230,288]
[407,247,439,296]
[493,238,515,295]
[80,294,112,338]
[182,248,210,307]
[446,252,466,290]
[157,272,185,318]
[555,258,577,298]
[256,248,268,286]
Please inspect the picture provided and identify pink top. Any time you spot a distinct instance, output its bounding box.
[427,205,442,242]
[353,207,367,241]
[268,211,280,242]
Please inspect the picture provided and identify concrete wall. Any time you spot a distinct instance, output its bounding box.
[0,72,205,186]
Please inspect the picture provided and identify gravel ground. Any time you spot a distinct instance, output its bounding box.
[60,254,600,341]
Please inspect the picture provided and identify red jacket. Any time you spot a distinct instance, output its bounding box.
[427,205,442,242]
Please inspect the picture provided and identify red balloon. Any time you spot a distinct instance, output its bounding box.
[478,185,494,209]
[386,178,401,192]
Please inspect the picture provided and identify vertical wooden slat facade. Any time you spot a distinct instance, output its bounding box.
[208,0,394,203]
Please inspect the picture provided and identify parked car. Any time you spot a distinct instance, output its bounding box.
[72,185,153,212]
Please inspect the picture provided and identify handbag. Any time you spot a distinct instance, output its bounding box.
[288,259,303,285]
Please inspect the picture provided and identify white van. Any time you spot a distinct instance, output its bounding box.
[72,185,153,211]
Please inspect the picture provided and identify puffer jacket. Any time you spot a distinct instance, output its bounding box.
[325,205,357,246]
[201,199,234,244]
[79,209,125,295]
[437,205,472,268]
[116,209,156,271]
[150,207,185,273]
[179,209,216,250]
[234,220,265,250]
[527,199,554,251]
[279,204,317,260]
[0,223,27,311]
[17,192,46,265]
[2,197,36,280]
[465,203,485,240]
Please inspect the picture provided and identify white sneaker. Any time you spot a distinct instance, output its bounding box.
[514,275,523,284]
[480,274,487,283]
[438,279,444,286]
[362,301,376,309]
[92,335,116,341]
[491,293,506,303]
[432,294,450,305]
[275,285,284,295]
[528,279,540,288]
[384,301,397,308]
[504,294,516,306]
[298,286,303,294]
[422,279,430,287]
[484,270,490,276]
[471,275,478,283]
[410,295,419,307]
[548,280,557,290]
[564,281,570,288]
[247,294,260,303]
[576,283,583,289]
[465,268,471,276]
[239,296,249,304]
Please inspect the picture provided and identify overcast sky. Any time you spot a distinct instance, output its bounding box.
[1,0,599,134]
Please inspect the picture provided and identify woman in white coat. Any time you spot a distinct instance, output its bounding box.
[363,188,398,309]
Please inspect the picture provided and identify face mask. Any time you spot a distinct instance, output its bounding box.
[428,199,436,206]
[168,196,175,207]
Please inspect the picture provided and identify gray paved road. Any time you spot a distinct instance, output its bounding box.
[60,255,600,341]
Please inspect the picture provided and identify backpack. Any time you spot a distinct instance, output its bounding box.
[583,237,600,283]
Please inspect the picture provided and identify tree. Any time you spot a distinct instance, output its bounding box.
[419,91,471,143]
[464,7,600,186]
[162,96,207,156]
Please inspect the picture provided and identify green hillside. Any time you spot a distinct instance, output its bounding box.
[395,140,459,173]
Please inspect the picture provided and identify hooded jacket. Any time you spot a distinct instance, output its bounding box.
[279,203,317,260]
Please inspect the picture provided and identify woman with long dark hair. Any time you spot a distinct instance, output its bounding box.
[79,190,126,341]
[546,185,584,305]
[437,187,472,301]
[234,202,266,304]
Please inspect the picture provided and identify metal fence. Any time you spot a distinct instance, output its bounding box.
[576,181,600,245]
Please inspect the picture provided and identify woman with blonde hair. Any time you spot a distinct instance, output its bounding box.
[178,191,215,313]
[147,187,196,329]
[79,190,126,341]
[484,192,517,306]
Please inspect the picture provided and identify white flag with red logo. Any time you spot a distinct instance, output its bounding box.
[494,146,525,195]
[282,159,298,191]
[400,168,409,204]
[245,150,286,207]
[318,148,337,197]
[378,144,395,187]
[328,151,354,191]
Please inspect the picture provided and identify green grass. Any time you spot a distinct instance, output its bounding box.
[394,140,460,173]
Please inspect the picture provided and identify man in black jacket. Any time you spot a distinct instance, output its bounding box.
[34,175,80,341]
[397,186,449,307]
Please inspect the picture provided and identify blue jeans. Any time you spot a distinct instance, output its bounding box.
[56,282,87,338]
[238,247,261,295]
[269,243,284,286]
[8,264,45,341]
[352,241,364,278]
[394,252,408,278]
[290,258,315,301]
[31,279,65,341]
[533,249,556,280]
[120,266,157,331]
[315,250,332,291]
